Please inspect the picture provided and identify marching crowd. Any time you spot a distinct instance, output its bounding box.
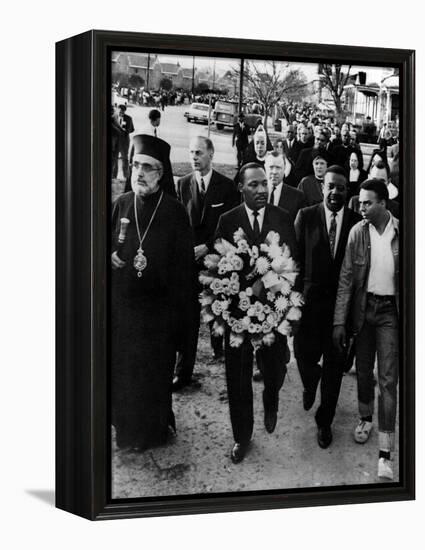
[111,103,400,482]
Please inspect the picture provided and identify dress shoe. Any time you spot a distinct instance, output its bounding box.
[317,426,333,449]
[264,409,277,433]
[230,442,249,464]
[252,370,263,382]
[172,376,191,392]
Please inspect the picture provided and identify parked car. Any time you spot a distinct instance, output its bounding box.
[184,102,211,124]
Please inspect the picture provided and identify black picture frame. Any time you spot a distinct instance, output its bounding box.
[56,29,415,521]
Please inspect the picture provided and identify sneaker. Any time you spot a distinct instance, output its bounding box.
[353,419,373,443]
[378,457,394,480]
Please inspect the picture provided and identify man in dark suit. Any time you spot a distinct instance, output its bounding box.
[232,112,250,167]
[282,124,303,164]
[215,163,297,464]
[112,104,134,180]
[265,151,306,222]
[332,126,364,170]
[294,165,361,449]
[174,136,240,391]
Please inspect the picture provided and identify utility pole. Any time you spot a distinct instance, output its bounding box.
[146,53,151,90]
[238,58,244,114]
[191,56,195,96]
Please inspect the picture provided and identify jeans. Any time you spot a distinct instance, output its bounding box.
[355,294,399,450]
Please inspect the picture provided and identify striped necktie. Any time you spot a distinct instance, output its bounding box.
[329,212,337,257]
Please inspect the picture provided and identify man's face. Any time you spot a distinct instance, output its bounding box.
[359,189,386,224]
[299,128,309,143]
[314,131,327,150]
[118,106,126,117]
[131,154,163,198]
[323,172,347,212]
[341,129,350,145]
[189,138,213,174]
[265,155,285,187]
[334,126,341,137]
[349,130,357,145]
[254,136,267,158]
[239,167,268,210]
[151,117,161,127]
[313,157,328,178]
[286,127,294,140]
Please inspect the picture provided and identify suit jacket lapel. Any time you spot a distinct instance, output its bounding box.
[319,203,332,254]
[200,170,217,224]
[189,174,202,226]
[260,206,273,243]
[238,204,255,243]
[334,207,351,263]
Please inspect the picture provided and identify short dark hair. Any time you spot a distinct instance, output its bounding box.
[191,135,215,154]
[239,162,264,184]
[149,109,161,121]
[325,164,347,180]
[360,178,389,202]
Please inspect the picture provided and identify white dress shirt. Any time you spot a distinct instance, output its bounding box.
[324,205,344,253]
[244,205,266,232]
[268,182,283,206]
[195,169,213,194]
[367,213,396,295]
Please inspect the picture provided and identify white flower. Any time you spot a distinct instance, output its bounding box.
[241,316,251,330]
[232,320,244,334]
[270,256,289,274]
[255,256,270,275]
[248,322,258,334]
[262,332,276,346]
[287,306,302,321]
[277,319,292,336]
[247,306,256,317]
[211,300,224,316]
[203,254,221,269]
[210,279,224,295]
[229,254,244,271]
[263,304,272,314]
[262,320,273,333]
[245,287,253,297]
[262,270,280,289]
[280,279,291,296]
[239,296,251,311]
[201,309,215,323]
[237,239,250,254]
[250,246,259,260]
[266,291,275,302]
[222,310,230,321]
[265,230,280,245]
[230,331,244,347]
[228,280,240,295]
[214,238,237,256]
[268,244,282,260]
[233,228,246,243]
[212,320,225,336]
[267,311,279,326]
[199,272,215,286]
[274,295,289,313]
[199,291,214,307]
[290,291,304,308]
[260,243,269,253]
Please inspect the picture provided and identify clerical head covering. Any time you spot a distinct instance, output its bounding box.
[131,134,174,195]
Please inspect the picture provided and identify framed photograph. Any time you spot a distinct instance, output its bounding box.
[56,30,415,520]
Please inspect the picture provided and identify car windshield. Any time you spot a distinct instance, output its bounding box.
[215,102,237,113]
[193,104,209,111]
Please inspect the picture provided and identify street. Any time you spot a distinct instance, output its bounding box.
[112,327,399,498]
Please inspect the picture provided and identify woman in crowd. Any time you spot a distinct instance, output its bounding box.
[345,150,368,202]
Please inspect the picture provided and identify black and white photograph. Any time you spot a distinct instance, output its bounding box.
[109,50,403,499]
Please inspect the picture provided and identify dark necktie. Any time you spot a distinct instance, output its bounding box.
[154,128,157,137]
[269,186,276,205]
[252,210,260,241]
[200,177,206,196]
[329,212,337,257]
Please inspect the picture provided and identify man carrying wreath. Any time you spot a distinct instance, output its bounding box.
[213,163,298,464]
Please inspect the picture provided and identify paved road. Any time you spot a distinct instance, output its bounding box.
[126,103,237,165]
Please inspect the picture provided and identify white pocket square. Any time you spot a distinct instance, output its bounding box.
[211,203,224,208]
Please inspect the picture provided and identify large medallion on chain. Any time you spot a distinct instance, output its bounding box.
[134,247,147,277]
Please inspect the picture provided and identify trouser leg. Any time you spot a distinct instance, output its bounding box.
[174,294,200,381]
[315,328,345,428]
[354,304,376,419]
[257,335,288,412]
[294,324,322,394]
[375,300,399,450]
[224,336,254,445]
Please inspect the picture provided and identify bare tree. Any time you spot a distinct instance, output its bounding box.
[318,64,353,122]
[233,61,308,129]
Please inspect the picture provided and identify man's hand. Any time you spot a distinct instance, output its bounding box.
[111,251,126,270]
[194,244,209,262]
[333,325,346,353]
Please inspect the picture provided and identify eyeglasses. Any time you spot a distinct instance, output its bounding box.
[132,161,160,174]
